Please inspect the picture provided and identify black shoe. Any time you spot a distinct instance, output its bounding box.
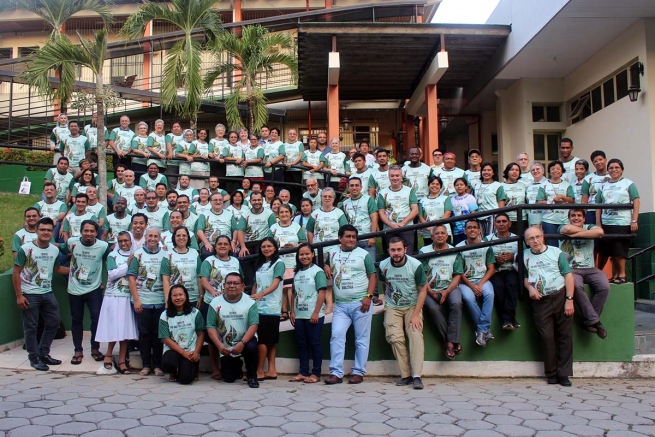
[324,375,343,385]
[413,377,424,390]
[41,355,62,365]
[247,377,259,388]
[547,376,558,385]
[558,376,572,387]
[594,322,608,339]
[30,357,49,371]
[396,377,413,386]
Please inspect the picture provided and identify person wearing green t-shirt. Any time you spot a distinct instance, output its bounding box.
[58,121,91,172]
[35,182,67,239]
[45,157,74,203]
[283,129,305,205]
[306,187,348,256]
[62,194,98,242]
[379,238,427,390]
[559,209,609,339]
[108,115,135,169]
[206,271,260,388]
[12,208,40,257]
[456,219,496,348]
[289,243,327,384]
[377,166,419,254]
[61,220,110,365]
[13,217,69,371]
[161,227,202,305]
[523,226,575,387]
[159,284,205,384]
[324,225,377,385]
[128,227,167,377]
[419,225,464,360]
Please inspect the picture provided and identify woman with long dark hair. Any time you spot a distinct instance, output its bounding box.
[501,162,527,234]
[475,162,507,236]
[159,284,205,384]
[161,226,202,307]
[251,237,285,380]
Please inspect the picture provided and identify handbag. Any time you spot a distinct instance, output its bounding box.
[18,176,31,194]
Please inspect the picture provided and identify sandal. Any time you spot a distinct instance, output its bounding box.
[91,351,105,362]
[210,370,222,381]
[117,362,130,375]
[614,276,627,284]
[280,311,289,322]
[103,358,113,370]
[289,374,306,382]
[454,344,463,356]
[71,353,83,365]
[445,342,456,360]
[139,367,151,376]
[154,368,165,377]
[305,374,320,384]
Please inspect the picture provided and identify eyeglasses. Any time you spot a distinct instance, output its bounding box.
[224,282,242,287]
[250,138,258,141]
[322,195,334,198]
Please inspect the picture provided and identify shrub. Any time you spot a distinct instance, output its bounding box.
[0,148,53,171]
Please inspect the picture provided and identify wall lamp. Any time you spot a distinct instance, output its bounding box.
[628,62,644,102]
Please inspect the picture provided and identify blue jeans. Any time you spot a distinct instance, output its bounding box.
[459,280,494,333]
[68,287,103,353]
[22,292,61,361]
[294,317,324,377]
[329,301,373,378]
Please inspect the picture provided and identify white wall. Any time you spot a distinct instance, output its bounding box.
[564,20,654,212]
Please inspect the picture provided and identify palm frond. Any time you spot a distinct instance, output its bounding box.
[225,90,245,131]
[203,62,239,90]
[250,88,270,133]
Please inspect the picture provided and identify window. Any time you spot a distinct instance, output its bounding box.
[591,86,602,113]
[533,132,562,162]
[532,105,561,122]
[491,134,498,156]
[616,70,628,100]
[0,48,12,60]
[569,94,590,122]
[110,54,143,82]
[603,79,615,107]
[18,47,37,57]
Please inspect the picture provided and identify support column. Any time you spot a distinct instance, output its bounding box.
[142,21,153,108]
[424,83,439,158]
[327,85,339,141]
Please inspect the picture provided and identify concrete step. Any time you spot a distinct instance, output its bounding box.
[636,298,655,314]
[635,308,655,355]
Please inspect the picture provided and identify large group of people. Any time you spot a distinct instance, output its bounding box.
[11,116,640,388]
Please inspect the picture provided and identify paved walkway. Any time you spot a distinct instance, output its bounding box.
[0,369,653,437]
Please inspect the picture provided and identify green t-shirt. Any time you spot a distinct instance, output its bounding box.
[190,141,212,173]
[523,246,571,296]
[581,172,610,205]
[379,255,426,309]
[63,212,98,238]
[200,255,243,304]
[255,259,286,316]
[377,186,418,229]
[475,181,507,212]
[558,224,596,269]
[127,247,167,304]
[284,141,304,171]
[485,233,518,271]
[436,167,466,197]
[103,213,132,243]
[59,135,90,168]
[206,293,259,353]
[342,195,378,234]
[160,230,199,251]
[226,205,250,227]
[174,140,194,175]
[455,240,496,281]
[131,136,149,166]
[302,190,322,211]
[166,133,184,167]
[139,173,168,192]
[327,246,376,303]
[34,200,67,221]
[198,210,239,245]
[501,181,527,221]
[50,125,70,146]
[84,125,108,148]
[270,222,307,269]
[160,248,202,303]
[45,168,74,202]
[223,144,245,177]
[146,132,168,168]
[143,207,169,231]
[62,237,110,295]
[109,127,135,152]
[115,185,140,207]
[306,208,348,245]
[539,181,575,225]
[595,178,639,226]
[12,228,37,252]
[242,208,276,242]
[325,151,349,175]
[292,264,327,319]
[401,163,433,200]
[418,244,464,292]
[14,242,61,294]
[244,146,265,178]
[302,150,327,180]
[350,169,372,193]
[526,179,548,225]
[159,308,205,353]
[418,195,452,238]
[106,249,131,297]
[368,168,390,194]
[263,141,285,173]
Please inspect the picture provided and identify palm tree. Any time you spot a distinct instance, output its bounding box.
[1,0,114,111]
[120,0,223,130]
[19,30,111,209]
[204,25,298,134]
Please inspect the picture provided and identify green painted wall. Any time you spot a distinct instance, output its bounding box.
[0,166,46,196]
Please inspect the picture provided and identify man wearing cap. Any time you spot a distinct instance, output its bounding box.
[465,149,483,192]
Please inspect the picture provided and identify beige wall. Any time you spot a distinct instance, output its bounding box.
[563,20,654,212]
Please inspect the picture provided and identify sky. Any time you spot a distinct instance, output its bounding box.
[432,0,501,24]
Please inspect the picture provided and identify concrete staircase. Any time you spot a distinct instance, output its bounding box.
[635,300,655,355]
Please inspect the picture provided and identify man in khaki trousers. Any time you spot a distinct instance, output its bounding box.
[379,237,427,390]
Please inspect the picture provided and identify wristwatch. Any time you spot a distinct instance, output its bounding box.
[364,293,373,299]
[565,296,573,301]
[241,340,247,346]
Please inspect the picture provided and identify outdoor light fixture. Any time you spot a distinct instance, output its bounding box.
[341,106,351,131]
[439,116,449,129]
[628,62,644,102]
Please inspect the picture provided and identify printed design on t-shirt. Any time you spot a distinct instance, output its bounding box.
[208,260,224,292]
[136,253,157,291]
[464,259,485,279]
[381,267,402,305]
[22,248,40,285]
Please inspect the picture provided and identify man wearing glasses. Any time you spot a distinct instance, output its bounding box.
[302,178,323,211]
[143,191,170,231]
[516,152,533,183]
[431,149,445,172]
[206,272,260,388]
